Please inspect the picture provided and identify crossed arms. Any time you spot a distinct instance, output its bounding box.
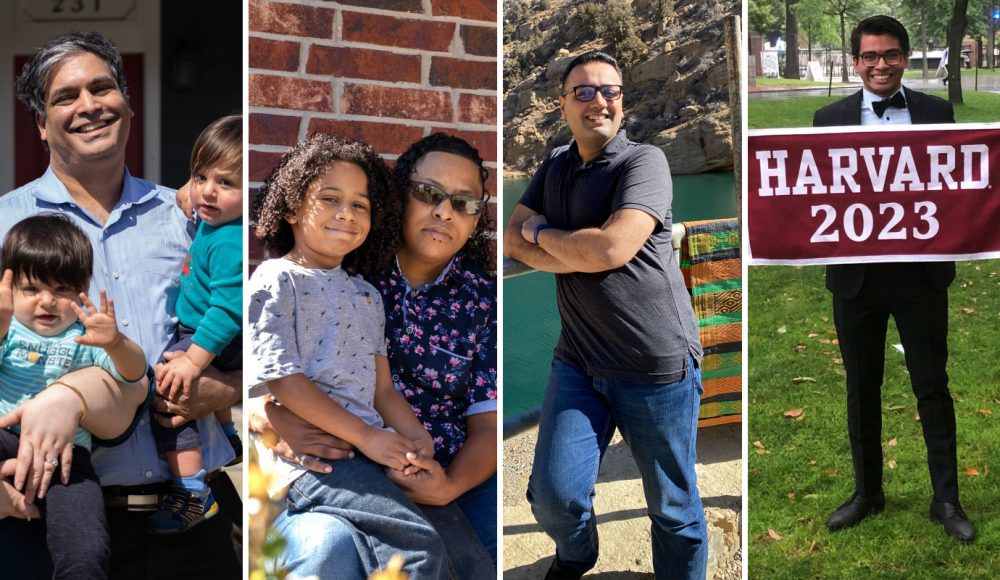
[503,203,658,274]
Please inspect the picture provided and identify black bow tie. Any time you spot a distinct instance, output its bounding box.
[873,92,906,118]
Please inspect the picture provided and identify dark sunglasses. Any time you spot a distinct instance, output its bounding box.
[409,182,486,216]
[561,84,623,102]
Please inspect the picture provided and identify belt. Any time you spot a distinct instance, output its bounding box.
[102,470,223,512]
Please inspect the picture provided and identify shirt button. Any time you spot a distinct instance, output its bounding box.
[405,326,413,334]
[392,374,399,382]
[144,470,153,478]
[122,320,129,326]
[113,272,120,280]
[139,419,145,426]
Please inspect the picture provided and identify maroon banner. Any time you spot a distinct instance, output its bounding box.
[747,124,1000,265]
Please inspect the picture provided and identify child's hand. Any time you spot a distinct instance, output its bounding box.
[176,180,194,221]
[0,270,13,325]
[72,290,122,348]
[355,429,418,471]
[156,353,203,403]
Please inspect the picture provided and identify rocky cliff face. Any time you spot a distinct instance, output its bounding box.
[504,0,738,176]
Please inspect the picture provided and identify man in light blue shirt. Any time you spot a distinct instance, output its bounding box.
[0,31,241,578]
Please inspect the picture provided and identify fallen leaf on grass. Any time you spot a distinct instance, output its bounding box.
[777,325,787,334]
[979,408,993,417]
[809,541,819,553]
[832,339,840,345]
[832,358,843,365]
[993,399,1000,405]
[809,459,818,465]
[787,492,796,500]
[783,408,804,418]
[768,529,783,541]
[807,333,819,338]
[819,338,832,344]
[753,440,770,454]
[888,438,897,447]
[965,467,980,477]
[887,404,905,411]
[961,307,976,314]
[791,376,816,383]
[820,316,829,322]
[794,344,807,353]
[915,414,921,422]
[888,460,897,469]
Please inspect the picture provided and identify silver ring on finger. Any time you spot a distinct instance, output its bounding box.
[44,458,58,467]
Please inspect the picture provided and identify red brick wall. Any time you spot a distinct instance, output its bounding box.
[248,0,498,268]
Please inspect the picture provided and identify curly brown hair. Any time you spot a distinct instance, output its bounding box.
[251,134,399,273]
[354,132,495,278]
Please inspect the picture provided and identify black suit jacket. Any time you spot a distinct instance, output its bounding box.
[812,87,957,298]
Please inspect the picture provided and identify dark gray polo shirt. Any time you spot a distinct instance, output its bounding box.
[519,131,702,384]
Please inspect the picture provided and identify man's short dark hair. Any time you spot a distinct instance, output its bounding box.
[15,31,129,122]
[560,50,622,89]
[850,15,910,56]
[1,214,93,293]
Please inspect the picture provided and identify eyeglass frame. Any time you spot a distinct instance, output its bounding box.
[560,84,624,102]
[857,50,906,67]
[408,181,488,216]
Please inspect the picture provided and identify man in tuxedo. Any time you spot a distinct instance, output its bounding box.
[814,15,973,542]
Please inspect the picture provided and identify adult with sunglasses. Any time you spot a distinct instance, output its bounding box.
[252,133,497,577]
[813,15,973,542]
[504,50,706,579]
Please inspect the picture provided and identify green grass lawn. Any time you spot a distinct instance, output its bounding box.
[748,99,1000,577]
[749,89,1000,129]
[754,77,832,87]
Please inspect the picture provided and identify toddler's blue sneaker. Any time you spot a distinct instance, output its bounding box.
[146,484,219,534]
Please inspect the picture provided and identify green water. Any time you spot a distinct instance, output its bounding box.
[502,172,738,418]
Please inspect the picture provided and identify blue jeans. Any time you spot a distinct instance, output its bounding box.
[526,355,708,579]
[269,510,365,580]
[455,473,497,568]
[286,457,448,580]
[272,476,497,578]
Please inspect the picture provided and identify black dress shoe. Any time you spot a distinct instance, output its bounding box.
[826,491,885,531]
[930,500,975,542]
[544,557,583,580]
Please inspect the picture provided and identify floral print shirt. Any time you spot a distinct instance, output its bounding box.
[369,253,497,467]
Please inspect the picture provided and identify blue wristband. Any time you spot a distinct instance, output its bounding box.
[533,223,552,245]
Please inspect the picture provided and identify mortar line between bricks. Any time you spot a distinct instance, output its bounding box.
[247,108,497,131]
[252,0,496,27]
[250,34,498,60]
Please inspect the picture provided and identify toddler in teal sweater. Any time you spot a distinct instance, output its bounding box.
[147,115,243,533]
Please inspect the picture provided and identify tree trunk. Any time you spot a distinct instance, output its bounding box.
[840,12,849,82]
[948,0,969,104]
[784,0,800,78]
[919,19,928,79]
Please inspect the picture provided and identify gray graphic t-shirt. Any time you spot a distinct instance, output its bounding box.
[248,258,387,491]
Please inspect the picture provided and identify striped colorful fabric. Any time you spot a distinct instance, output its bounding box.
[680,218,742,427]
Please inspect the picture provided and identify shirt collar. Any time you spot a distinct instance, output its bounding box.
[567,130,628,164]
[393,253,461,292]
[30,166,165,225]
[862,86,906,109]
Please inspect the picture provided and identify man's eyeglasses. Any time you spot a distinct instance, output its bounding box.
[561,84,623,102]
[858,50,904,67]
[409,182,486,216]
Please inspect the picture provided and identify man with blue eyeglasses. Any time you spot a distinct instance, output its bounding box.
[504,50,707,579]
